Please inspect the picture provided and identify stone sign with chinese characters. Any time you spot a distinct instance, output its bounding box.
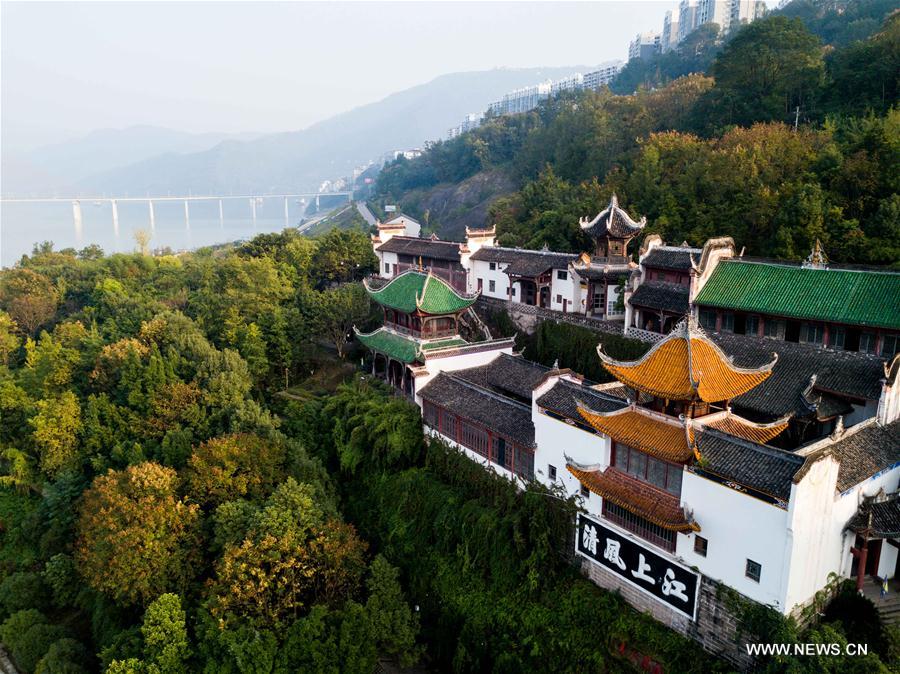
[576,513,699,620]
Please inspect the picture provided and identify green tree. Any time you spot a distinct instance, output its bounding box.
[313,284,370,359]
[141,594,190,674]
[0,268,58,336]
[309,229,377,288]
[0,311,21,365]
[183,434,286,509]
[206,479,367,629]
[365,555,421,667]
[711,16,825,126]
[31,391,82,478]
[35,638,89,674]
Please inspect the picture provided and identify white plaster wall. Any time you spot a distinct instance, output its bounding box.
[879,543,898,579]
[679,472,791,609]
[878,378,900,425]
[692,244,734,299]
[549,269,581,313]
[532,408,609,520]
[782,456,840,612]
[470,260,512,299]
[378,251,399,278]
[576,275,589,314]
[606,284,625,318]
[412,346,515,405]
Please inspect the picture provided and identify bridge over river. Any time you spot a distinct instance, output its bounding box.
[0,192,353,239]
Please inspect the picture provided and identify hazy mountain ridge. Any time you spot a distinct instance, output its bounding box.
[69,67,594,196]
[3,126,259,196]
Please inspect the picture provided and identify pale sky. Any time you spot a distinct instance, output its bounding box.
[2,1,672,151]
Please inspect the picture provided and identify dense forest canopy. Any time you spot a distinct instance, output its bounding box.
[374,6,899,265]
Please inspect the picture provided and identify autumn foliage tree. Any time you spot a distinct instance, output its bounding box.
[206,479,367,629]
[0,268,58,336]
[183,433,286,508]
[75,462,201,605]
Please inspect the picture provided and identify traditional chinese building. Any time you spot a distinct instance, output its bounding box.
[693,246,900,360]
[372,195,641,318]
[355,268,515,397]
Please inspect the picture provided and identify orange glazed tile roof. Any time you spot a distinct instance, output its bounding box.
[703,413,790,444]
[567,465,699,532]
[597,319,777,403]
[577,405,695,463]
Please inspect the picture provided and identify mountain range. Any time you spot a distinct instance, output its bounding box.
[3,67,592,198]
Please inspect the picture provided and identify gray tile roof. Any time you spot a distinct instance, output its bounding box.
[573,265,632,282]
[470,247,578,276]
[470,247,523,263]
[642,246,700,271]
[418,372,535,447]
[848,496,900,537]
[711,333,887,418]
[581,195,646,240]
[832,420,900,492]
[695,429,805,501]
[377,236,461,262]
[629,282,690,314]
[503,251,579,277]
[449,353,550,403]
[536,379,628,421]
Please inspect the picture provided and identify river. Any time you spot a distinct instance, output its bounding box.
[0,198,311,267]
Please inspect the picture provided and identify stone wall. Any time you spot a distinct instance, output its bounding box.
[475,296,628,338]
[581,558,758,671]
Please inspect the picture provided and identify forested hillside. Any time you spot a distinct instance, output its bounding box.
[373,5,899,265]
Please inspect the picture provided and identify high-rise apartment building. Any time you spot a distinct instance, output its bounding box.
[628,31,661,61]
[696,0,733,33]
[677,0,700,43]
[661,10,681,52]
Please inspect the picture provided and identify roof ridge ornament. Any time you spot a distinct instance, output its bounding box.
[803,239,829,269]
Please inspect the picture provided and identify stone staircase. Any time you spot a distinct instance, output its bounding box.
[862,578,900,625]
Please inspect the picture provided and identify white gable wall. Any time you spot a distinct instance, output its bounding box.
[549,268,582,312]
[470,259,514,299]
[680,472,792,609]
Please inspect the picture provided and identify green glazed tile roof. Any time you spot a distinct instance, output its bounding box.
[364,270,478,315]
[354,328,471,363]
[694,260,900,330]
[421,337,468,351]
[354,328,421,363]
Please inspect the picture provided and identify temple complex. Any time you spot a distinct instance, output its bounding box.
[369,204,900,360]
[359,205,900,667]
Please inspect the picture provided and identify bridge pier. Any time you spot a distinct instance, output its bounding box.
[315,194,320,210]
[72,200,83,243]
[184,200,190,229]
[148,200,155,232]
[219,199,224,227]
[111,200,119,237]
[250,198,257,227]
[284,197,289,227]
